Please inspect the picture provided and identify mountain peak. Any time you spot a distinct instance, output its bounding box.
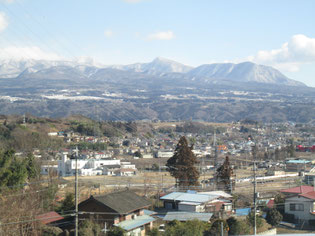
[187,61,306,87]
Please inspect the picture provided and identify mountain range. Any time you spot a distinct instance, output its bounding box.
[0,57,306,87]
[0,57,314,123]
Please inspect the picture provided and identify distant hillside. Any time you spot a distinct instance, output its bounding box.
[0,57,306,87]
[186,62,305,86]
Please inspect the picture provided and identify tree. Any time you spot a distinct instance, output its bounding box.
[108,226,126,236]
[78,220,102,236]
[247,211,263,229]
[134,150,143,158]
[165,219,209,236]
[266,208,282,227]
[147,227,160,236]
[227,217,250,235]
[216,156,235,193]
[274,194,285,215]
[58,192,75,214]
[166,136,200,188]
[0,149,28,190]
[25,153,39,180]
[205,219,229,236]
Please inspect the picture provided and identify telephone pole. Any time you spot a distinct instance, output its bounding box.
[214,130,218,169]
[75,146,79,236]
[253,143,257,236]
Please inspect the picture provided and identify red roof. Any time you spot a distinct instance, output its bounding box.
[267,199,274,208]
[300,191,315,200]
[280,186,314,194]
[35,211,64,225]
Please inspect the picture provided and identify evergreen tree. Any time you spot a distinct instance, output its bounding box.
[0,149,28,190]
[266,208,282,227]
[58,192,75,214]
[25,153,39,180]
[166,136,200,188]
[216,156,234,193]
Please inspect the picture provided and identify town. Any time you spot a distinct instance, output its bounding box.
[0,115,315,235]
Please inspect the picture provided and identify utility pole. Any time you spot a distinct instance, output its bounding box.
[214,130,218,169]
[253,143,257,236]
[75,146,79,236]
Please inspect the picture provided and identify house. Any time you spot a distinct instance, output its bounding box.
[78,190,155,236]
[285,159,312,172]
[160,191,233,216]
[284,191,315,225]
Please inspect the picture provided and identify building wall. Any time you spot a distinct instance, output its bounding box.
[178,203,197,212]
[285,196,315,222]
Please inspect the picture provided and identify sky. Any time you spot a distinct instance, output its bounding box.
[0,0,315,86]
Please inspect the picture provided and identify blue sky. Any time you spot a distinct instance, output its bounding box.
[0,0,315,86]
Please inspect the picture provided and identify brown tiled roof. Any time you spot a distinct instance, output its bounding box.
[35,211,64,225]
[92,190,151,214]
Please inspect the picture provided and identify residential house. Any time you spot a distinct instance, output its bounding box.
[78,190,155,236]
[160,191,233,216]
[284,191,315,225]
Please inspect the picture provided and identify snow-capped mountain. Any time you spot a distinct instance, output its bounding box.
[110,57,193,75]
[0,57,306,87]
[187,62,305,86]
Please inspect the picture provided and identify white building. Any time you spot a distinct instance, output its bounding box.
[157,150,173,158]
[58,153,120,177]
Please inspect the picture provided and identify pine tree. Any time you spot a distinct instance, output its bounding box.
[166,136,200,189]
[216,156,235,193]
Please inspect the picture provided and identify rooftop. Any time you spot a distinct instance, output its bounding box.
[160,192,219,203]
[280,186,314,194]
[35,211,64,225]
[163,211,213,222]
[114,215,155,231]
[91,190,151,214]
[300,191,315,200]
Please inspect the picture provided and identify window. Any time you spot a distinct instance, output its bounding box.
[290,203,304,211]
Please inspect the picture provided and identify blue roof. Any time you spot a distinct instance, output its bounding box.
[114,215,155,231]
[143,209,157,216]
[163,211,213,222]
[235,208,251,216]
[160,192,219,203]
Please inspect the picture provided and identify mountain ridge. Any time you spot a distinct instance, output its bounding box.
[0,57,306,87]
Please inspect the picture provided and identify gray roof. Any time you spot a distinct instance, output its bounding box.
[163,211,213,222]
[160,192,219,203]
[92,190,151,214]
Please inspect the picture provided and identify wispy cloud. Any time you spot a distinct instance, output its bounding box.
[249,34,315,72]
[123,0,145,3]
[0,12,8,32]
[0,46,62,61]
[147,31,175,41]
[104,30,113,38]
[0,0,15,3]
